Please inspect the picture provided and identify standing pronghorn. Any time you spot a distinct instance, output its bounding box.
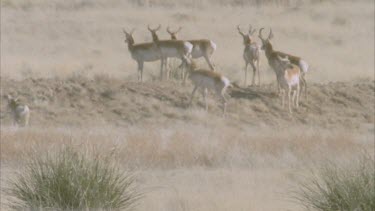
[274,55,301,113]
[185,60,231,116]
[258,28,308,98]
[123,28,163,82]
[237,25,261,87]
[5,95,30,127]
[166,26,217,71]
[147,25,193,81]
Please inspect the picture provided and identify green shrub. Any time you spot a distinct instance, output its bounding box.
[294,154,375,211]
[5,146,141,210]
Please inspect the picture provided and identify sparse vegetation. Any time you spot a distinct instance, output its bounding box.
[293,154,375,211]
[5,146,140,210]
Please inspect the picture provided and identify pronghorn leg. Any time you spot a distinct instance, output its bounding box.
[296,83,300,108]
[250,62,256,86]
[219,88,228,116]
[159,58,164,81]
[204,54,215,71]
[137,61,144,82]
[301,73,307,100]
[244,63,248,87]
[189,86,198,106]
[201,88,208,111]
[288,87,292,113]
[257,60,260,86]
[281,89,285,108]
[292,89,297,108]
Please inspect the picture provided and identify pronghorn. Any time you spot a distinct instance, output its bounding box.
[123,28,162,82]
[166,26,217,71]
[274,56,301,113]
[147,25,193,81]
[5,95,30,127]
[185,60,231,116]
[237,25,260,86]
[258,28,308,98]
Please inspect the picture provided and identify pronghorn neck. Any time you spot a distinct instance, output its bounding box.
[264,42,274,59]
[171,34,177,40]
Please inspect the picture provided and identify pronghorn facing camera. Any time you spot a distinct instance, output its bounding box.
[166,26,217,71]
[185,60,231,116]
[275,56,301,113]
[258,28,308,98]
[123,28,162,82]
[237,25,260,86]
[148,24,193,81]
[5,95,30,127]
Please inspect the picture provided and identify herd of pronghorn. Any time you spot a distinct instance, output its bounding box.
[5,24,309,127]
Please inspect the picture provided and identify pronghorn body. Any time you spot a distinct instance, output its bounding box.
[6,95,30,127]
[237,25,261,86]
[186,61,230,115]
[258,28,308,97]
[167,27,217,70]
[275,56,301,113]
[148,25,193,80]
[123,29,161,82]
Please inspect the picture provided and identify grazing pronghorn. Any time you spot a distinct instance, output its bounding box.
[185,60,231,116]
[237,25,260,86]
[258,28,308,97]
[5,95,30,127]
[275,56,301,113]
[166,26,217,71]
[147,25,193,81]
[123,28,162,82]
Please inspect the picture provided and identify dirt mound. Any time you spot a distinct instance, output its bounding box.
[1,77,374,129]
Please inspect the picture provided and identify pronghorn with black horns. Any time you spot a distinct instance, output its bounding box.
[237,25,261,86]
[166,26,217,71]
[123,28,162,82]
[148,24,193,81]
[258,28,308,98]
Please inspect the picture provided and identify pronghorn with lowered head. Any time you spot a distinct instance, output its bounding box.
[185,60,231,116]
[123,28,163,82]
[237,25,261,86]
[147,24,193,81]
[166,26,217,71]
[5,95,30,127]
[258,28,308,98]
[274,55,301,113]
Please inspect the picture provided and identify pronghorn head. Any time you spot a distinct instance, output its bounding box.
[123,28,135,45]
[237,25,251,45]
[5,94,19,109]
[147,24,161,42]
[166,26,182,40]
[258,28,274,51]
[248,24,257,38]
[185,59,198,72]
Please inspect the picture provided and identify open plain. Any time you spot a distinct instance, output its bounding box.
[1,0,374,210]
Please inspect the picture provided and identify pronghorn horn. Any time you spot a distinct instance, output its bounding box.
[237,25,245,36]
[167,26,173,34]
[123,29,128,35]
[268,28,274,40]
[148,24,161,32]
[259,28,265,40]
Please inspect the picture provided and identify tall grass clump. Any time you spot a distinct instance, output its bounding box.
[5,146,141,210]
[293,154,375,211]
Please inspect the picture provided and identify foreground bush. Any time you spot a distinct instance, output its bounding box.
[294,154,375,211]
[6,146,140,210]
